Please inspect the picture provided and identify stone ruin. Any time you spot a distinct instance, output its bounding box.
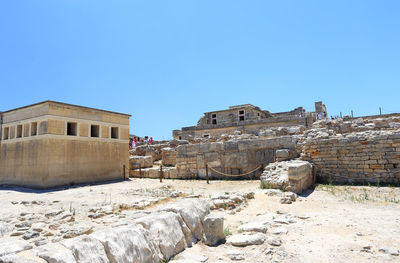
[130,113,400,193]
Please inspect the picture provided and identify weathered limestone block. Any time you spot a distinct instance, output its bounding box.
[162,167,178,179]
[287,161,313,193]
[237,221,269,233]
[0,237,33,257]
[203,214,225,246]
[60,235,109,263]
[132,166,178,179]
[162,147,177,166]
[130,155,153,168]
[0,251,46,263]
[135,212,188,260]
[91,224,160,263]
[34,243,76,263]
[222,152,248,168]
[133,145,163,161]
[275,149,290,162]
[160,199,210,242]
[226,233,266,247]
[0,222,14,238]
[259,129,276,138]
[260,160,313,194]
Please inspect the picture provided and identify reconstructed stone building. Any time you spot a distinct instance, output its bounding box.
[174,101,327,139]
[0,101,131,188]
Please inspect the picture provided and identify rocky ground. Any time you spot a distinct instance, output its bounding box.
[1,179,400,262]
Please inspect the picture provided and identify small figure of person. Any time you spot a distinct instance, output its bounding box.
[144,136,149,144]
[149,136,153,144]
[133,137,137,147]
[129,138,133,150]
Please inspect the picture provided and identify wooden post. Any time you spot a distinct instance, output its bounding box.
[139,164,142,178]
[205,164,209,184]
[160,165,163,183]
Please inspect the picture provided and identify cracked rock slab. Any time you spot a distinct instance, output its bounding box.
[237,221,269,233]
[33,243,76,263]
[61,235,109,263]
[0,237,33,257]
[226,233,266,247]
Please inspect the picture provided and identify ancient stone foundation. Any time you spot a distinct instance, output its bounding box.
[302,130,400,184]
[175,136,297,179]
[130,115,400,187]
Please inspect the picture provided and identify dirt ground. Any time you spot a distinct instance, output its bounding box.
[1,179,400,262]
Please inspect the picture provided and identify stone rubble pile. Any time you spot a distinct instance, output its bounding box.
[130,140,189,161]
[209,191,254,212]
[312,116,400,133]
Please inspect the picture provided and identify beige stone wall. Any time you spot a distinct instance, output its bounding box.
[0,137,128,188]
[23,123,30,137]
[302,131,400,184]
[0,101,131,188]
[48,119,65,135]
[80,123,89,137]
[101,126,110,138]
[48,102,129,125]
[120,127,129,140]
[1,103,49,123]
[175,136,297,179]
[0,138,49,187]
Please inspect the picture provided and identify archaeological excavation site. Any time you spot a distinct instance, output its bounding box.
[1,100,400,262]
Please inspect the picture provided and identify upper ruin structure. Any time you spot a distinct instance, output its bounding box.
[173,101,327,140]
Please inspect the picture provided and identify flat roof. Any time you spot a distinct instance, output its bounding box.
[1,100,132,117]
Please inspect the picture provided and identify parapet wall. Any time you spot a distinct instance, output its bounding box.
[301,130,400,184]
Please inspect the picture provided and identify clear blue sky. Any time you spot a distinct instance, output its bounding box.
[1,1,399,139]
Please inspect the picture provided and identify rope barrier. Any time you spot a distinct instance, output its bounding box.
[207,164,263,177]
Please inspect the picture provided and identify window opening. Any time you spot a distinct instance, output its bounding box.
[211,114,217,125]
[3,127,9,140]
[239,110,245,121]
[91,125,100,138]
[67,122,77,136]
[16,125,23,138]
[111,127,119,139]
[31,122,37,136]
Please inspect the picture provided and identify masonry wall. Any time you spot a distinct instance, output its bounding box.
[0,102,130,188]
[176,136,297,179]
[190,118,305,139]
[302,131,400,184]
[198,108,266,129]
